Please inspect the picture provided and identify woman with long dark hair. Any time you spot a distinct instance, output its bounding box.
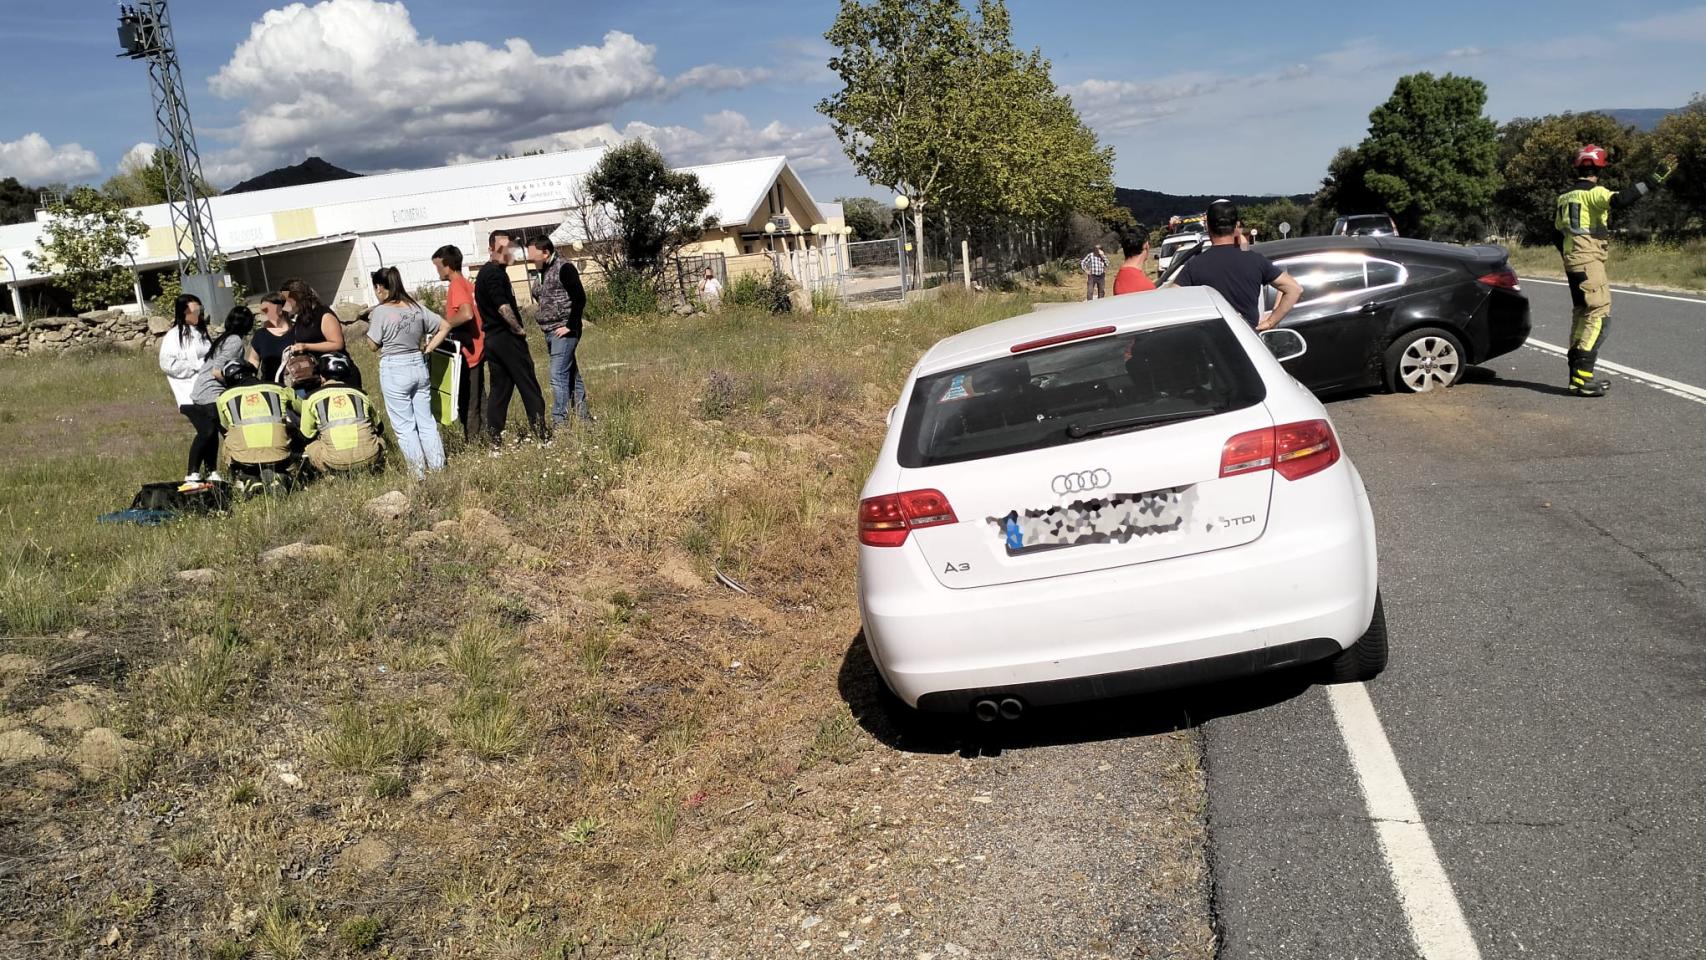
[182,305,258,487]
[158,293,213,484]
[279,277,362,388]
[366,266,449,478]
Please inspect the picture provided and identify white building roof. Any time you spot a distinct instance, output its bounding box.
[0,146,824,285]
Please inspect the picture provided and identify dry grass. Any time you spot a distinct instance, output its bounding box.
[0,289,1087,956]
[1505,237,1706,291]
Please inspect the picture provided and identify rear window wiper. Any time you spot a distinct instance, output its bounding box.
[1066,409,1209,439]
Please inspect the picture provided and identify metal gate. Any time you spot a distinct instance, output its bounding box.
[843,238,905,303]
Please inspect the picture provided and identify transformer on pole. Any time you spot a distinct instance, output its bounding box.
[118,1,234,315]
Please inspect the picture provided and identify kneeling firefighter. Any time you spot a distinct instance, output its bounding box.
[1554,145,1676,396]
[300,353,386,474]
[215,359,301,494]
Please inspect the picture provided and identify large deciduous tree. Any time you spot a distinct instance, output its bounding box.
[818,0,1118,237]
[102,149,219,208]
[1651,94,1706,229]
[25,187,148,312]
[1328,73,1502,240]
[838,196,894,241]
[1493,112,1641,242]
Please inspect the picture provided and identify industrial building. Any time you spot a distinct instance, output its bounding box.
[0,146,848,317]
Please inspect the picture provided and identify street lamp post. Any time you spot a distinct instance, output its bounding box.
[763,220,779,273]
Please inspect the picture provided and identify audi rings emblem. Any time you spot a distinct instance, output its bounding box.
[1052,469,1112,495]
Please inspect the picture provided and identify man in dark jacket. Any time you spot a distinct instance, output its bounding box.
[527,236,592,425]
[474,229,548,440]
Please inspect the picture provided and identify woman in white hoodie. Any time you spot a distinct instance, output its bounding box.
[157,294,215,484]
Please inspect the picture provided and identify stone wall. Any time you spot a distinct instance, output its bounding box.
[0,303,371,359]
[0,311,168,359]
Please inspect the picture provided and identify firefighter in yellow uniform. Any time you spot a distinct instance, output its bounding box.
[214,359,300,496]
[300,353,386,474]
[1554,144,1676,396]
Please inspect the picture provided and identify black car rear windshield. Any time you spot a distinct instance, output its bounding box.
[897,318,1266,468]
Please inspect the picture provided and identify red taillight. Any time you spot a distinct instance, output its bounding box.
[1477,269,1520,290]
[1273,419,1340,480]
[1220,419,1340,481]
[858,489,958,547]
[1011,325,1117,354]
[1220,428,1274,477]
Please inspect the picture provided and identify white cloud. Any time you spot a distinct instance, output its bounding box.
[208,0,668,172]
[1616,5,1706,42]
[668,64,774,96]
[117,142,156,174]
[491,110,848,177]
[0,133,101,182]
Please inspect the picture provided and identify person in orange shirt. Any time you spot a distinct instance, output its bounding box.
[433,244,486,442]
[1113,232,1156,295]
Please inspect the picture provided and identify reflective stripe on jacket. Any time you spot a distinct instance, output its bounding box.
[216,383,298,462]
[301,385,382,452]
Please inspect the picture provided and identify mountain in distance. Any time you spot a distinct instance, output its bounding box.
[1116,187,1314,228]
[223,156,360,195]
[1597,107,1684,132]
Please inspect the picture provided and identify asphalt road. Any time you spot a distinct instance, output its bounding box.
[1206,281,1706,960]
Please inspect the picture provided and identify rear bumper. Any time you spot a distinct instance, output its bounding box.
[1483,290,1531,362]
[857,460,1379,710]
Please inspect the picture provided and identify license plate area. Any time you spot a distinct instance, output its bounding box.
[989,487,1190,554]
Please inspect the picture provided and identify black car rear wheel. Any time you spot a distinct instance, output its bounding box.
[1386,327,1465,393]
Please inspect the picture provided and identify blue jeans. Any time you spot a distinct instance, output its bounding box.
[378,354,446,478]
[546,332,590,423]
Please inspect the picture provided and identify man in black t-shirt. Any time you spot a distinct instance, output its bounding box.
[474,229,548,441]
[1169,200,1302,330]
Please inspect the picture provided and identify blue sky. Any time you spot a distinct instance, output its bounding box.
[1,0,1702,202]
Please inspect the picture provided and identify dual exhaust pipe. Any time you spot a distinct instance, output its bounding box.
[972,697,1025,722]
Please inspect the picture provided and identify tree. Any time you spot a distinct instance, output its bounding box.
[1240,199,1308,240]
[1,177,45,226]
[1650,94,1706,232]
[102,149,217,208]
[1330,73,1502,240]
[578,141,714,282]
[818,0,1117,238]
[25,187,148,311]
[1493,112,1642,242]
[839,196,894,241]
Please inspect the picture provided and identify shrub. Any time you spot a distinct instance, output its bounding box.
[590,266,661,318]
[729,270,795,314]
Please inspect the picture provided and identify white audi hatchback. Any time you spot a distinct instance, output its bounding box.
[856,287,1384,719]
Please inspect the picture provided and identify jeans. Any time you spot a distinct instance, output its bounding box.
[546,332,590,423]
[378,354,446,478]
[483,331,548,440]
[182,403,220,476]
[1086,273,1105,300]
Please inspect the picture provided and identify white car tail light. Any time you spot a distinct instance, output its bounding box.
[859,489,958,547]
[1220,420,1340,481]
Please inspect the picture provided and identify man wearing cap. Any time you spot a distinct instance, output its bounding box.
[1553,145,1676,397]
[1167,199,1302,331]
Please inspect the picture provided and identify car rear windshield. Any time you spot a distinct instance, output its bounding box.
[897,318,1266,468]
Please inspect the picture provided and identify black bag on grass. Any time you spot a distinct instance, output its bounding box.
[129,481,231,514]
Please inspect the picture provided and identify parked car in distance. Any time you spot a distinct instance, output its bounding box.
[1332,214,1399,237]
[1253,236,1530,394]
[857,288,1384,719]
[1155,231,1205,275]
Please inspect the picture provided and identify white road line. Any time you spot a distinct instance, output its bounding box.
[1327,683,1483,960]
[1519,277,1706,305]
[1524,338,1706,407]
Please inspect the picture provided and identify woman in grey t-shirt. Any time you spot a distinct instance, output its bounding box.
[366,267,450,478]
[184,305,256,485]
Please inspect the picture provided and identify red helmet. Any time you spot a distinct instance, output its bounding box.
[1574,144,1608,168]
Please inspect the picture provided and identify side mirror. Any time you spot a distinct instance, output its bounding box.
[1260,328,1308,362]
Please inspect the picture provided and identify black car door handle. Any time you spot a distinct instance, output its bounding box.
[1359,301,1384,314]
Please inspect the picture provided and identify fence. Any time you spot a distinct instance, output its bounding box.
[842,238,905,302]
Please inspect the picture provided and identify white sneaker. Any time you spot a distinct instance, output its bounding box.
[207,471,224,483]
[184,473,202,484]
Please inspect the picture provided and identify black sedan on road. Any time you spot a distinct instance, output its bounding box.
[1164,236,1532,394]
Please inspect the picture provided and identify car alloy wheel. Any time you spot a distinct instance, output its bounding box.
[1391,330,1463,393]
